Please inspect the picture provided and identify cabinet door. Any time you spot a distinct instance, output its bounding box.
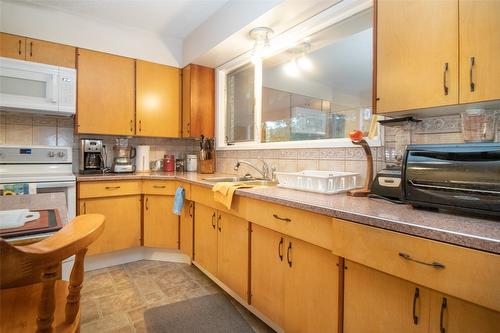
[429,292,500,333]
[143,195,179,249]
[26,38,75,68]
[80,195,141,256]
[284,238,339,333]
[182,64,214,138]
[459,0,500,103]
[217,212,249,300]
[250,224,285,326]
[0,33,25,60]
[194,204,218,275]
[344,261,430,333]
[180,201,194,259]
[136,60,180,137]
[77,49,135,135]
[376,0,458,113]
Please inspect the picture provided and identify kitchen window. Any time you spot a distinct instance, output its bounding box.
[216,2,380,149]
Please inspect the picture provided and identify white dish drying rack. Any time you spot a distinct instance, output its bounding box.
[275,170,361,194]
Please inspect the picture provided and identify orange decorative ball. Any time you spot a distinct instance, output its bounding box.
[349,130,364,141]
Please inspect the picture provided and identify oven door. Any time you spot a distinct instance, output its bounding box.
[35,181,76,221]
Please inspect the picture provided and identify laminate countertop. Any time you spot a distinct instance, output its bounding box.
[77,172,500,254]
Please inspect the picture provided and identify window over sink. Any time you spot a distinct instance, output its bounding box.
[217,1,380,149]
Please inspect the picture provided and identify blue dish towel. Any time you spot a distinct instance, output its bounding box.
[173,186,185,216]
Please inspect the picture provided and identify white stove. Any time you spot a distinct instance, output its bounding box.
[0,145,76,219]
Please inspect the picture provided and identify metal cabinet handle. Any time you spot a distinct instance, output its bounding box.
[105,186,121,190]
[189,202,194,218]
[440,297,447,333]
[145,197,149,210]
[278,237,284,261]
[29,41,33,57]
[398,252,445,269]
[273,214,291,222]
[412,287,420,325]
[130,120,133,132]
[286,242,292,267]
[217,214,222,232]
[83,202,87,214]
[153,185,166,189]
[211,212,216,229]
[469,57,475,92]
[443,63,449,95]
[18,40,22,55]
[139,120,142,132]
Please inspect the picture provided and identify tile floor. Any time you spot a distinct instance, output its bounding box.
[80,260,275,333]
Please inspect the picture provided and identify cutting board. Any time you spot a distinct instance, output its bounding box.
[0,209,63,239]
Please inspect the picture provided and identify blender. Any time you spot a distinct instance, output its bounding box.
[112,138,136,173]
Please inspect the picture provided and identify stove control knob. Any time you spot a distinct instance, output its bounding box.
[48,151,55,158]
[58,151,65,158]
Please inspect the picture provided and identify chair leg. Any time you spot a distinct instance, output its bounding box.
[36,263,59,333]
[65,248,87,324]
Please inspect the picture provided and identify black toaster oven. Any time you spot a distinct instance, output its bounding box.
[402,143,500,217]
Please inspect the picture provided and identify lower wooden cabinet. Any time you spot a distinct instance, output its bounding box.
[79,195,141,256]
[250,224,339,332]
[344,260,500,333]
[180,200,194,259]
[143,195,179,249]
[194,203,249,299]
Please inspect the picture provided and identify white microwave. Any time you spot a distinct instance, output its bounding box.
[0,57,76,116]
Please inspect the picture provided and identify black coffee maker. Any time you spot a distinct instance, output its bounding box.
[79,139,104,174]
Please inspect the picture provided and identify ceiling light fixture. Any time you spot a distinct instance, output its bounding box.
[284,42,313,76]
[249,27,274,63]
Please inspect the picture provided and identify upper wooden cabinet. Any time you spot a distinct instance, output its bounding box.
[375,0,500,113]
[77,49,135,135]
[0,33,75,68]
[459,0,500,104]
[136,60,180,138]
[375,0,459,113]
[182,64,215,138]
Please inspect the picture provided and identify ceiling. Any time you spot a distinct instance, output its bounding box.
[8,0,232,39]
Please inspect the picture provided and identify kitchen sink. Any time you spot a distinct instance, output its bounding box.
[202,176,276,186]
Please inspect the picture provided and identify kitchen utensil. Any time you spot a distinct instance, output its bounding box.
[112,138,136,173]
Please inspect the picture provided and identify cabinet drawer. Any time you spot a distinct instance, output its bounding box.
[78,180,141,199]
[142,180,177,195]
[247,199,332,250]
[331,219,500,312]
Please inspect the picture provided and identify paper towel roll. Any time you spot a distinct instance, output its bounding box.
[135,145,150,172]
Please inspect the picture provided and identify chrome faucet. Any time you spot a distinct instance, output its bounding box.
[234,159,275,181]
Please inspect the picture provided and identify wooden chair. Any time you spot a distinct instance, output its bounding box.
[0,214,105,333]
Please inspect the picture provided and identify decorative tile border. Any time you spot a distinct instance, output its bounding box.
[415,114,461,134]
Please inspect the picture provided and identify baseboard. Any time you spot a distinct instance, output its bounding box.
[84,247,190,272]
[192,261,284,333]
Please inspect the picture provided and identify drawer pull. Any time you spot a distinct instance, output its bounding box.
[105,186,121,190]
[278,237,284,261]
[399,252,445,269]
[273,214,291,222]
[217,214,222,232]
[440,297,447,333]
[211,212,216,229]
[153,185,166,189]
[189,202,194,218]
[286,242,293,267]
[469,56,475,92]
[443,62,449,95]
[145,197,149,210]
[18,40,22,55]
[412,287,420,325]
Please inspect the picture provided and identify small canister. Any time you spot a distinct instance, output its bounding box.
[186,154,197,172]
[163,154,175,172]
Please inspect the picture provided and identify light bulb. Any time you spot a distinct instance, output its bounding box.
[296,55,313,71]
[284,60,299,77]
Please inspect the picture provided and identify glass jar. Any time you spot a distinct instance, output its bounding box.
[186,154,198,172]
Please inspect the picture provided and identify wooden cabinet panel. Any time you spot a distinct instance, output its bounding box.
[26,38,75,68]
[459,0,500,103]
[0,33,25,60]
[142,180,177,195]
[344,261,430,333]
[194,203,218,275]
[180,201,194,259]
[331,218,500,312]
[143,195,179,249]
[80,195,141,255]
[217,212,249,300]
[77,49,135,135]
[182,64,214,138]
[429,292,500,333]
[136,60,180,137]
[376,0,458,113]
[284,237,339,333]
[250,224,286,326]
[78,180,141,199]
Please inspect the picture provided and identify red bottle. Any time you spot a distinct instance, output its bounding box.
[163,154,175,172]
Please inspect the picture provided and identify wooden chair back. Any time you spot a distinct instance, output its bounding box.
[0,214,105,332]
